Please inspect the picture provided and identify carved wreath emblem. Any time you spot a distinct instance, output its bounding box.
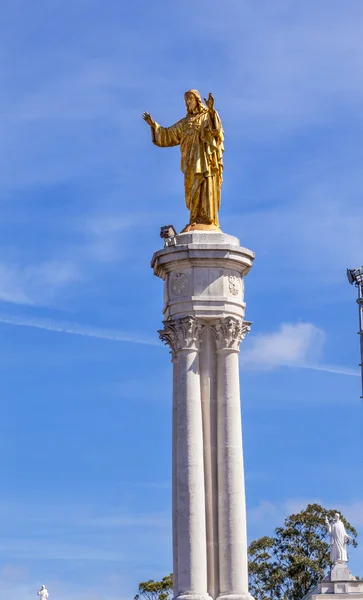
[228,275,240,297]
[171,272,188,295]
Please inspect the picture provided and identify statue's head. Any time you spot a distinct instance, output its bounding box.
[334,513,340,521]
[184,90,206,114]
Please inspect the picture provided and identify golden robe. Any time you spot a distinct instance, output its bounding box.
[152,107,224,229]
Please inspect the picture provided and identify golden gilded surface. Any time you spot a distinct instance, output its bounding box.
[143,90,224,232]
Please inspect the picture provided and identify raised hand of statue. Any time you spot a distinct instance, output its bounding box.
[204,92,215,111]
[142,111,155,128]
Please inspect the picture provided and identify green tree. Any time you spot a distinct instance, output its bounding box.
[134,574,173,600]
[248,503,358,600]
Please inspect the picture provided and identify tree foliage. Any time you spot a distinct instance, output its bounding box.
[136,505,358,600]
[134,574,173,600]
[248,503,358,600]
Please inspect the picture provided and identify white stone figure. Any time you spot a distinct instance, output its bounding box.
[37,585,49,600]
[325,514,352,564]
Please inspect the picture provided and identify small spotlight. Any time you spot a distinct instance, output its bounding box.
[160,225,177,239]
[347,267,363,285]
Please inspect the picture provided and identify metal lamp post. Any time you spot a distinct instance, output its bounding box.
[347,266,363,400]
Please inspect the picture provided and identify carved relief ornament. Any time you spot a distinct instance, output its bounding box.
[170,272,188,296]
[228,274,240,297]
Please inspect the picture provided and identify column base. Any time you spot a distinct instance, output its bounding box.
[176,594,213,600]
[217,594,255,600]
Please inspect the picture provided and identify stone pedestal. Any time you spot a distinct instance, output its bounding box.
[302,564,363,600]
[151,231,255,600]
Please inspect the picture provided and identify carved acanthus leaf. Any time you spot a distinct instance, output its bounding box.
[211,317,251,351]
[158,316,204,355]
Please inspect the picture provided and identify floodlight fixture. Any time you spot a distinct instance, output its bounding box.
[347,266,363,286]
[347,265,363,400]
[160,225,177,239]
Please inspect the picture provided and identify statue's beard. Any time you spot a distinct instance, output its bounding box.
[187,106,199,114]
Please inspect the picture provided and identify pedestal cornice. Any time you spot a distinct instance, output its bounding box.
[151,231,255,321]
[151,232,255,281]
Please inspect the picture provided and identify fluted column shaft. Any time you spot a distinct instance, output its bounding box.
[200,327,219,600]
[212,319,251,600]
[172,354,179,598]
[177,346,207,597]
[159,317,212,600]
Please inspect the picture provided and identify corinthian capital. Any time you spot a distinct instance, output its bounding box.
[211,317,251,351]
[159,316,204,356]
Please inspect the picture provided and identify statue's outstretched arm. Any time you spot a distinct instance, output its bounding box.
[142,112,156,128]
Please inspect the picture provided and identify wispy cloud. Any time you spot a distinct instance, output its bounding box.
[247,498,363,576]
[227,163,363,295]
[293,362,360,377]
[0,568,128,600]
[0,209,153,308]
[0,499,171,563]
[248,498,363,533]
[77,210,153,263]
[284,499,363,527]
[0,261,79,305]
[0,314,358,375]
[0,313,159,345]
[242,322,359,376]
[0,4,362,598]
[194,1,363,137]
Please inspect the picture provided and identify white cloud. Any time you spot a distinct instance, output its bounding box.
[248,500,279,525]
[0,499,172,582]
[189,1,363,136]
[0,265,32,305]
[1,0,362,306]
[338,502,363,528]
[2,0,361,198]
[0,576,128,600]
[242,322,323,368]
[249,498,363,528]
[284,500,363,529]
[79,211,149,263]
[0,314,358,375]
[0,564,29,581]
[0,261,79,305]
[241,322,359,376]
[233,166,363,289]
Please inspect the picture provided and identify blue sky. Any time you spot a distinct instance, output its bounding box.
[1,0,363,597]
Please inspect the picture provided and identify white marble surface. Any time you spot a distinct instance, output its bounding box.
[325,514,352,564]
[302,564,363,600]
[156,231,255,600]
[151,231,255,321]
[37,586,49,600]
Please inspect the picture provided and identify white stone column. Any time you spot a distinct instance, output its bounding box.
[153,231,255,600]
[172,353,179,598]
[160,317,212,600]
[200,327,219,600]
[212,318,253,600]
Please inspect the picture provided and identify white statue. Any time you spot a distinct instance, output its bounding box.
[37,585,49,600]
[325,513,352,564]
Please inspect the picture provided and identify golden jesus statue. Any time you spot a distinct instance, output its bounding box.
[143,90,224,232]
